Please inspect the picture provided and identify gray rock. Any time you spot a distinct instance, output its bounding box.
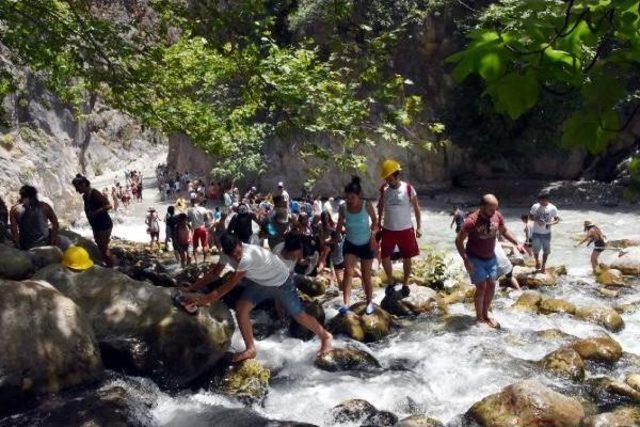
[328,399,377,424]
[33,264,234,389]
[28,245,62,269]
[395,415,444,427]
[315,348,381,372]
[361,411,398,426]
[0,279,103,409]
[0,244,34,280]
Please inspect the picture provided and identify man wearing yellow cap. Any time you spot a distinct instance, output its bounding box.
[378,160,422,296]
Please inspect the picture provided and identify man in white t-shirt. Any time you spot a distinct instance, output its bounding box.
[275,182,290,204]
[528,192,560,273]
[185,233,333,363]
[378,160,422,296]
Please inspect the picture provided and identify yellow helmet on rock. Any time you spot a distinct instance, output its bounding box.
[62,246,94,271]
[380,159,401,179]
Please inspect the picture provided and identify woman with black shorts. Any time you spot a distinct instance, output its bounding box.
[575,220,606,274]
[336,176,379,315]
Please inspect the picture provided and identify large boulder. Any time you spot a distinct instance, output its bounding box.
[540,348,585,381]
[33,264,234,389]
[327,303,392,342]
[218,359,270,404]
[466,379,585,426]
[539,298,577,315]
[0,244,34,280]
[314,348,381,372]
[513,291,542,311]
[27,245,63,269]
[328,399,377,425]
[575,305,625,333]
[571,336,623,363]
[605,247,640,275]
[582,406,640,427]
[597,269,625,287]
[0,279,103,410]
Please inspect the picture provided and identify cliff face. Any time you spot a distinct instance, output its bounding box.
[0,70,165,222]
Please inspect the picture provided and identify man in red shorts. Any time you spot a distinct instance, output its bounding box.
[187,198,210,264]
[378,159,422,297]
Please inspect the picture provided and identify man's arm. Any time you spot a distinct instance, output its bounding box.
[411,195,422,237]
[455,229,474,274]
[500,223,524,252]
[185,262,225,292]
[9,206,20,248]
[43,203,59,245]
[192,270,246,306]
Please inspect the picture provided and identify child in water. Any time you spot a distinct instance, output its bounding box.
[175,213,192,266]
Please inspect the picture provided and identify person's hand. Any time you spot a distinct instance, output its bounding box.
[463,258,474,275]
[415,228,422,238]
[516,244,525,254]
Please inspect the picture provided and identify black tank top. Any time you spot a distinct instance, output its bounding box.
[84,189,113,231]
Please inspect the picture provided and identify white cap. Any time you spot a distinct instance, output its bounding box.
[277,181,284,187]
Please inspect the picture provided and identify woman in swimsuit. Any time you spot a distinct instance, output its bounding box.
[575,220,606,274]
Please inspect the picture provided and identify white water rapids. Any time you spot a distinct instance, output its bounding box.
[70,176,640,426]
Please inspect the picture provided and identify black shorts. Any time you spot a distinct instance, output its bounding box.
[343,240,375,260]
[333,262,345,270]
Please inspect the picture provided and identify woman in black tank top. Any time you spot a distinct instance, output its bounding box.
[72,174,115,267]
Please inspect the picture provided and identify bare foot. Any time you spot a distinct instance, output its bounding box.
[232,347,257,363]
[317,332,333,357]
[540,266,546,274]
[485,315,501,329]
[535,262,541,271]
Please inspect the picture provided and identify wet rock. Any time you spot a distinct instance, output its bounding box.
[607,238,640,249]
[295,274,329,297]
[440,314,477,332]
[33,264,234,389]
[535,329,576,342]
[27,245,62,269]
[541,348,585,381]
[512,266,558,287]
[588,376,640,404]
[289,299,325,341]
[314,348,381,372]
[327,303,392,343]
[571,336,623,363]
[615,300,640,314]
[327,311,365,342]
[361,411,398,426]
[582,406,640,427]
[440,283,475,305]
[395,415,444,427]
[381,285,437,316]
[575,305,625,333]
[606,247,640,275]
[597,269,625,287]
[625,373,640,392]
[0,279,103,410]
[219,359,270,403]
[550,265,568,276]
[410,252,448,289]
[466,379,584,427]
[0,244,34,280]
[328,399,377,424]
[513,290,542,311]
[539,298,577,315]
[598,288,619,298]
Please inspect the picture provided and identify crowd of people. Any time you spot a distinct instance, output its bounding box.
[0,159,616,363]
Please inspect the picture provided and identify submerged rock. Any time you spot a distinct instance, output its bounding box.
[0,244,34,280]
[541,348,585,381]
[535,329,576,342]
[513,290,542,311]
[607,238,640,249]
[327,303,391,342]
[33,264,234,389]
[219,359,270,403]
[597,269,625,287]
[539,298,577,315]
[626,373,640,392]
[588,376,640,404]
[582,406,640,427]
[381,285,437,316]
[575,305,625,333]
[361,410,398,426]
[328,399,377,424]
[395,415,444,427]
[512,266,558,287]
[605,247,640,275]
[466,379,584,427]
[0,279,103,411]
[314,348,381,372]
[571,336,623,364]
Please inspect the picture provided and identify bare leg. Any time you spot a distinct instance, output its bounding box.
[381,256,394,285]
[361,258,374,305]
[591,250,599,274]
[483,280,499,328]
[402,257,412,286]
[233,299,257,362]
[474,282,486,323]
[342,254,357,306]
[293,312,333,356]
[541,252,549,273]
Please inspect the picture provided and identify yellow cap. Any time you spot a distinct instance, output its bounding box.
[380,159,401,179]
[62,246,94,271]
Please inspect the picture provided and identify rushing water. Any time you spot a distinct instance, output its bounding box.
[66,179,640,426]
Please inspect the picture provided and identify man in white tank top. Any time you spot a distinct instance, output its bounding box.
[378,160,422,296]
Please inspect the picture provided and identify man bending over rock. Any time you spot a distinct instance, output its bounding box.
[455,194,523,329]
[186,233,332,362]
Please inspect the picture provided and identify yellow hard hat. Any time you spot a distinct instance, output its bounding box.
[62,246,94,271]
[380,159,402,179]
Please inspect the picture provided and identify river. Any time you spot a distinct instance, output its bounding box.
[66,175,639,426]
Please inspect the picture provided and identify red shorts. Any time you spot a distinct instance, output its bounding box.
[192,226,209,249]
[380,228,419,259]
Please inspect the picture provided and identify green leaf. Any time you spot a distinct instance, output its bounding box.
[485,71,539,119]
